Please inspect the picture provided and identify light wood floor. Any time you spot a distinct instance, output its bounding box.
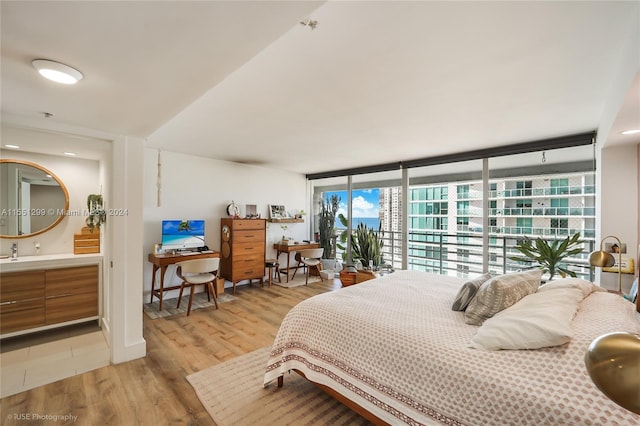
[0,277,342,425]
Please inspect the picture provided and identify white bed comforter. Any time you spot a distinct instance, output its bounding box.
[264,270,640,425]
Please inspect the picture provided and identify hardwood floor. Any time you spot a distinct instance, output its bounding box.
[0,278,342,425]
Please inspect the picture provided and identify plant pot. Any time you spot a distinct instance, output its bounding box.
[339,269,357,287]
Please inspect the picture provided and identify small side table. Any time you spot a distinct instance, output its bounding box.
[265,259,281,286]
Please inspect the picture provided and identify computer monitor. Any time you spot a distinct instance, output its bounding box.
[161,220,205,251]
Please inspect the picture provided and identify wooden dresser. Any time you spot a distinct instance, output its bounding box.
[220,218,266,294]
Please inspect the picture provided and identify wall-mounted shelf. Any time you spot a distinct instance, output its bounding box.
[268,218,304,223]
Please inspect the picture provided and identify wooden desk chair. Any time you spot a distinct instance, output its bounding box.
[291,248,324,285]
[176,258,220,316]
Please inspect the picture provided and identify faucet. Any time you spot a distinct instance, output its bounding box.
[11,242,18,260]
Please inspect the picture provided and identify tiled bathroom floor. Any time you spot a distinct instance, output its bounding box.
[0,323,110,398]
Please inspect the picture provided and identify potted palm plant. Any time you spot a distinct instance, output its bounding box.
[509,232,584,281]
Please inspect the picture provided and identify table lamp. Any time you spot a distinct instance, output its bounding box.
[589,235,622,293]
[585,332,640,414]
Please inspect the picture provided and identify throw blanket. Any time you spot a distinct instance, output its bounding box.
[264,270,640,425]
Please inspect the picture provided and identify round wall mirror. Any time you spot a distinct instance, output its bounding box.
[0,159,69,239]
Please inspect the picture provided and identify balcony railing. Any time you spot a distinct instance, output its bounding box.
[335,228,595,281]
[489,207,596,217]
[489,185,595,198]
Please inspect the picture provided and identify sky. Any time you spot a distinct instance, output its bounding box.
[323,189,380,218]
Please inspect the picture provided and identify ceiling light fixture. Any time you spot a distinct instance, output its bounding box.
[4,144,20,149]
[63,152,77,156]
[620,129,640,135]
[32,59,83,84]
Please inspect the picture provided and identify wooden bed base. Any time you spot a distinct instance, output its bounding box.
[277,370,389,426]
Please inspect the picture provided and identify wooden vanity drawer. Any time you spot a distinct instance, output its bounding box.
[1,288,45,313]
[0,270,45,293]
[1,308,45,333]
[45,265,98,324]
[46,265,99,296]
[46,292,98,325]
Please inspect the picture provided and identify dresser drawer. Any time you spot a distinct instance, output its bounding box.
[232,241,265,257]
[232,265,263,280]
[231,253,264,268]
[231,219,265,231]
[234,231,265,245]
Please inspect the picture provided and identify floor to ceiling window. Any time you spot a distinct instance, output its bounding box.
[308,133,595,281]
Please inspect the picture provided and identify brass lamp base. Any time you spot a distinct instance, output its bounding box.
[585,332,640,414]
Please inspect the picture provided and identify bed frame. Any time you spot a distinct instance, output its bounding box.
[278,370,388,425]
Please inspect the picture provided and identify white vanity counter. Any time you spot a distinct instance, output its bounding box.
[0,253,103,272]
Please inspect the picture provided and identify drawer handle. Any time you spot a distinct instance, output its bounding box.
[0,297,41,305]
[46,293,73,299]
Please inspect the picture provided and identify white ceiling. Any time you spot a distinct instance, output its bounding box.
[1,1,639,175]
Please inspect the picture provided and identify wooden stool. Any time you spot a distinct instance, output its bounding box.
[265,259,281,286]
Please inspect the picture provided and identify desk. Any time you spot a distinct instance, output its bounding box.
[273,242,320,282]
[148,251,219,311]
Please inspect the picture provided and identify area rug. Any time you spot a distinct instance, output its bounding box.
[272,272,323,288]
[143,292,236,319]
[186,346,370,426]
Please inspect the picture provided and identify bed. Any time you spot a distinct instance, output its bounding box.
[264,269,640,425]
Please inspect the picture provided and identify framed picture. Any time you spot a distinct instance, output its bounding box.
[269,205,288,219]
[245,204,258,218]
[604,242,626,254]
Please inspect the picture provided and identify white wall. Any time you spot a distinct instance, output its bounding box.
[142,148,309,299]
[593,8,639,292]
[108,136,146,363]
[596,144,638,292]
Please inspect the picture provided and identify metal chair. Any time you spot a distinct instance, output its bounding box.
[176,257,220,316]
[291,248,324,285]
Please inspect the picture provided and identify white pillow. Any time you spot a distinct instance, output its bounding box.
[469,286,585,350]
[537,277,604,298]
